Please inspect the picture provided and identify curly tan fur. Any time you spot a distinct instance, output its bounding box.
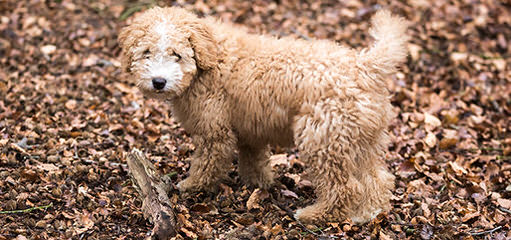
[119,7,409,224]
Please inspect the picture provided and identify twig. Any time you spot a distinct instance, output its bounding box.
[0,202,53,214]
[469,226,502,236]
[269,198,336,239]
[442,147,503,154]
[270,198,295,218]
[10,142,28,155]
[290,27,311,41]
[498,207,511,214]
[390,222,420,227]
[298,222,336,239]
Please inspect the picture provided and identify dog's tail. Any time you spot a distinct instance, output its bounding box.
[357,10,409,77]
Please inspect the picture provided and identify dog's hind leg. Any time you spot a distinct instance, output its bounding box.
[237,142,274,189]
[293,99,394,224]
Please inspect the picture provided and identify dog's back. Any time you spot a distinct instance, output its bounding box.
[213,11,407,149]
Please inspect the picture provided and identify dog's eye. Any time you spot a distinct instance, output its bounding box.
[143,49,150,59]
[174,53,182,61]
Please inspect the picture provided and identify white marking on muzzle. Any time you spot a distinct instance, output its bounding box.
[140,59,183,92]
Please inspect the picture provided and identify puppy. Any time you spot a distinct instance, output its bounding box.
[119,7,409,224]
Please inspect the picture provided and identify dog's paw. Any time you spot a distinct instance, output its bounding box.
[294,204,327,224]
[293,209,305,222]
[350,208,382,224]
[177,177,219,193]
[176,177,199,192]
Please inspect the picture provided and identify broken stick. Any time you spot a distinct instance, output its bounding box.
[126,148,177,239]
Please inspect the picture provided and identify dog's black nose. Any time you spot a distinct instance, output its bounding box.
[152,78,167,90]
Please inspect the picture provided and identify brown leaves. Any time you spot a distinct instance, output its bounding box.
[74,210,95,235]
[40,45,56,55]
[439,136,458,150]
[64,99,77,110]
[448,161,468,176]
[496,198,511,210]
[246,188,269,210]
[1,0,511,239]
[190,203,218,215]
[269,153,288,167]
[424,113,441,131]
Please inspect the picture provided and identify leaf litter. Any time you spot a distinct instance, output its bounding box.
[0,0,510,239]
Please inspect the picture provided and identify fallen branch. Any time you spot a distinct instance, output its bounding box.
[0,202,53,214]
[469,226,502,236]
[126,149,177,239]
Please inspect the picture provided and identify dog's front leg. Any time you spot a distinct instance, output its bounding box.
[177,126,237,193]
[237,142,274,189]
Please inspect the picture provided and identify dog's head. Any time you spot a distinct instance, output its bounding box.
[118,7,217,99]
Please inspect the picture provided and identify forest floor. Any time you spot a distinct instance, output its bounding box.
[0,0,510,239]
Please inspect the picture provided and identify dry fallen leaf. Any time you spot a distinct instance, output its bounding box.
[40,44,56,55]
[65,99,77,110]
[449,161,468,176]
[281,189,298,199]
[424,132,437,148]
[450,52,468,64]
[247,188,266,210]
[439,137,457,149]
[190,203,211,213]
[379,230,393,240]
[497,198,511,209]
[270,154,288,167]
[424,113,442,130]
[462,212,480,222]
[35,163,59,172]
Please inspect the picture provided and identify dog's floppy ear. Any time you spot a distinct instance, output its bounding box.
[187,22,218,70]
[119,48,132,74]
[118,25,145,73]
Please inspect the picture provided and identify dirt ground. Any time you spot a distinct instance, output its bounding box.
[0,0,510,239]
